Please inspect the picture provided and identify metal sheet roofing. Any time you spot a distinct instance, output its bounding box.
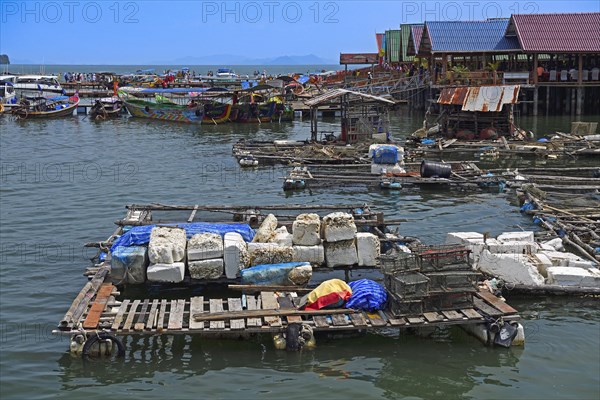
[508,13,600,53]
[304,89,395,107]
[438,85,520,112]
[406,25,424,56]
[420,20,521,54]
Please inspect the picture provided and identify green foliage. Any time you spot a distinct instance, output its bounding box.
[0,54,9,64]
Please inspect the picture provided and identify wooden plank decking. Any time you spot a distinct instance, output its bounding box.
[57,288,519,336]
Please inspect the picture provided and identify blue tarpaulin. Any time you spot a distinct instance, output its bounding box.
[110,222,255,251]
[345,279,387,311]
[373,145,399,164]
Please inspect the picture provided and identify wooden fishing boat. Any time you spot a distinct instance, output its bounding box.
[11,95,79,120]
[231,101,277,123]
[122,98,204,124]
[90,97,124,120]
[201,101,232,124]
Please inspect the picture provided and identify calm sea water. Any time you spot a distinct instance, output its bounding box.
[0,107,599,399]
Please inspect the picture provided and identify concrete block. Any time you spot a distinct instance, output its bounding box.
[248,243,294,266]
[356,232,380,267]
[188,259,224,280]
[187,233,223,261]
[477,250,545,286]
[292,245,325,265]
[292,213,321,246]
[271,226,293,247]
[546,266,600,287]
[148,227,187,264]
[110,246,148,285]
[147,262,185,283]
[497,231,534,244]
[224,232,249,279]
[321,212,357,242]
[252,213,278,243]
[324,239,358,268]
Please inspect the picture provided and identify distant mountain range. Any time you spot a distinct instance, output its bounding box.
[157,54,337,65]
[9,54,338,66]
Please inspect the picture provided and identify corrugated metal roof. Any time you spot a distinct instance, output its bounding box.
[421,20,521,54]
[305,89,395,107]
[509,13,600,53]
[406,25,424,56]
[400,24,416,62]
[438,85,520,112]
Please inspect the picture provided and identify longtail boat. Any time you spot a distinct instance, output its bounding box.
[201,101,232,124]
[122,98,204,124]
[90,97,124,120]
[231,101,277,123]
[11,95,79,120]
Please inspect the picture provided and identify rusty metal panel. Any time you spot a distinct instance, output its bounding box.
[438,87,468,105]
[461,85,520,112]
[340,53,379,65]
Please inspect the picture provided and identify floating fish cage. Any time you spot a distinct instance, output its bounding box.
[413,245,472,272]
[384,272,430,299]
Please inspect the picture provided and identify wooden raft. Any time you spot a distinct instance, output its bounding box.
[59,289,519,335]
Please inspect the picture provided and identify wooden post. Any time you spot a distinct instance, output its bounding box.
[578,54,583,85]
[545,86,550,115]
[576,87,583,116]
[442,53,448,81]
[533,86,539,116]
[533,53,538,84]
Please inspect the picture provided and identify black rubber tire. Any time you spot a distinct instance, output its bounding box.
[82,332,125,358]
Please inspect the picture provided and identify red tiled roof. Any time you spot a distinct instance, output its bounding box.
[510,13,600,52]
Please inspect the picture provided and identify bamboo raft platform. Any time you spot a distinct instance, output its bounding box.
[519,184,600,263]
[283,162,507,192]
[406,135,600,159]
[54,266,520,338]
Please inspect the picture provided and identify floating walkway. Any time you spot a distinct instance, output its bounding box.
[54,266,520,338]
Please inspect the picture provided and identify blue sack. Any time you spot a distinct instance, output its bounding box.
[345,279,387,311]
[110,222,255,251]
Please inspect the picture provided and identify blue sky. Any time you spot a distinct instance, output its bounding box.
[1,0,598,64]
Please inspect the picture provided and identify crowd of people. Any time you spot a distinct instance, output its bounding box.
[62,72,114,83]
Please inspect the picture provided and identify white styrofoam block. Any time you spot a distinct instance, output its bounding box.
[370,163,404,175]
[110,246,148,285]
[497,231,534,244]
[187,233,223,261]
[148,227,187,264]
[542,238,564,251]
[356,232,380,267]
[477,250,545,286]
[271,226,293,247]
[248,242,294,266]
[324,239,358,268]
[445,232,484,245]
[188,259,224,280]
[292,245,325,265]
[539,250,586,267]
[546,266,600,287]
[567,260,597,270]
[147,262,185,283]
[321,212,357,242]
[488,241,538,255]
[292,213,321,246]
[533,253,553,277]
[252,213,278,243]
[224,232,249,279]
